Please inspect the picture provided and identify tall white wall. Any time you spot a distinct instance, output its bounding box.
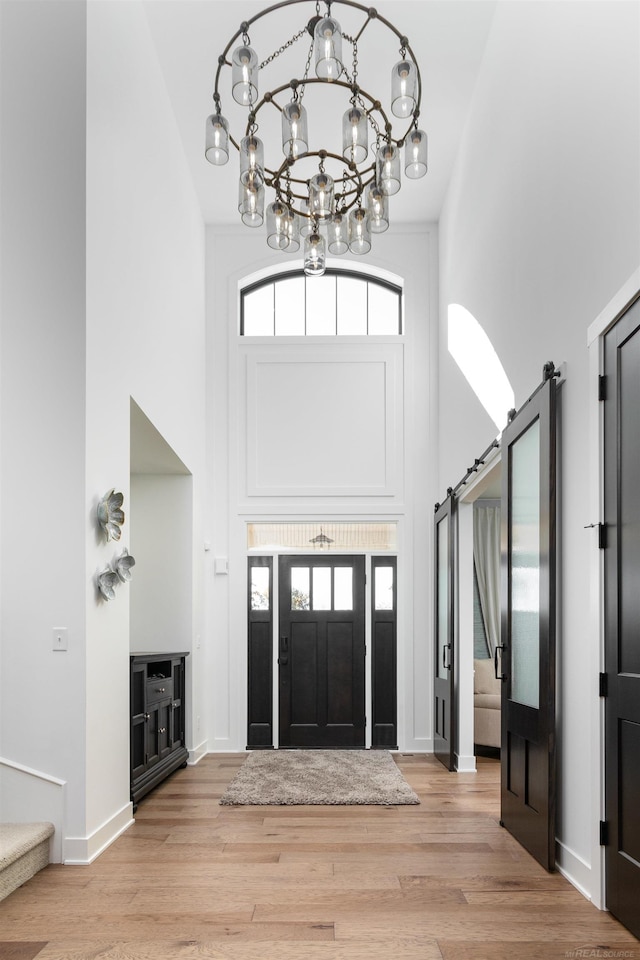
[82,0,206,858]
[438,0,640,900]
[206,225,438,753]
[130,475,193,655]
[0,0,88,849]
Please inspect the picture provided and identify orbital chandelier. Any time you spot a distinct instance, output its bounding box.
[205,0,427,277]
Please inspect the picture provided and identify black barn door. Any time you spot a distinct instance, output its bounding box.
[434,496,455,770]
[604,294,640,938]
[279,555,365,748]
[499,369,557,871]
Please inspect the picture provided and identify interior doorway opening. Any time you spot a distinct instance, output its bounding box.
[457,456,502,772]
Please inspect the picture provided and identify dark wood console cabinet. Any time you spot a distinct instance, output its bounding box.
[130,652,189,807]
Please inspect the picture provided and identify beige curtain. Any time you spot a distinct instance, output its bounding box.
[473,504,501,657]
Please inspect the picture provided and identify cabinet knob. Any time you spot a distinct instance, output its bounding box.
[159,727,166,734]
[156,686,165,693]
[144,713,150,721]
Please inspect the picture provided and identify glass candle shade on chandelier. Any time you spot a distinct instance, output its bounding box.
[205,0,427,276]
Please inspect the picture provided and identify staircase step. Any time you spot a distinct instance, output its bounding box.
[0,822,54,901]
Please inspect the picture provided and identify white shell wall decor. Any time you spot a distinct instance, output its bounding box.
[116,549,136,583]
[97,567,119,601]
[97,489,125,541]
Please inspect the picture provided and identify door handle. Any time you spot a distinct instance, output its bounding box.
[280,637,288,666]
[494,644,506,681]
[443,643,451,670]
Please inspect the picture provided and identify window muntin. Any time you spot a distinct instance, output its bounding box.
[241,269,402,336]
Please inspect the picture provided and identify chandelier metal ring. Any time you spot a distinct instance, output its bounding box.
[205,0,428,275]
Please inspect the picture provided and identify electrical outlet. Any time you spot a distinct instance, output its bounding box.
[53,628,68,652]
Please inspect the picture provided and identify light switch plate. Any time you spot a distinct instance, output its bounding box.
[53,627,68,652]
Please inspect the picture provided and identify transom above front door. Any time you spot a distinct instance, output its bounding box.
[278,555,365,748]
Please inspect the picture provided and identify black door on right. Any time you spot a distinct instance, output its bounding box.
[500,372,557,871]
[604,293,640,938]
[434,496,455,771]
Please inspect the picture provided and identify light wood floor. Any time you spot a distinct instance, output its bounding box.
[0,753,637,960]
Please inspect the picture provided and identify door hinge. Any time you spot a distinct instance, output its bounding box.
[600,820,609,846]
[598,375,607,401]
[599,672,608,697]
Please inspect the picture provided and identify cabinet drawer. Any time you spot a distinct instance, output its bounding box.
[146,677,173,704]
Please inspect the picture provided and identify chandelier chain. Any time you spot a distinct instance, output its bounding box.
[297,36,315,103]
[258,27,307,70]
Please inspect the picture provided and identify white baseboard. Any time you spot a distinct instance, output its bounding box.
[455,753,477,773]
[398,738,433,754]
[556,839,592,901]
[64,802,133,865]
[188,740,209,764]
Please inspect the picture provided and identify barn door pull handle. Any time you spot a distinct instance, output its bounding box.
[494,644,506,681]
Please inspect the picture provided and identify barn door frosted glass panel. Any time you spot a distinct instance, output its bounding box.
[510,419,540,709]
[437,514,449,680]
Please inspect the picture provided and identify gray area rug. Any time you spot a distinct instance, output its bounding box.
[219,750,420,806]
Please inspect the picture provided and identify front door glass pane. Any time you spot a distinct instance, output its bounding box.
[251,566,270,610]
[375,566,394,610]
[334,567,353,610]
[510,419,540,708]
[312,567,331,610]
[291,567,310,610]
[437,515,449,679]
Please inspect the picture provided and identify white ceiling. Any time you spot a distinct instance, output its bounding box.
[143,0,497,226]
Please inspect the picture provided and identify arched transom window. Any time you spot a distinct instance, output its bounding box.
[241,269,402,336]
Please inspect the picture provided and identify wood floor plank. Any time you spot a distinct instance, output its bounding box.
[0,945,48,960]
[0,752,636,959]
[32,938,444,960]
[437,942,640,960]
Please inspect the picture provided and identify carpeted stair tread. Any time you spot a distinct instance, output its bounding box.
[0,822,54,901]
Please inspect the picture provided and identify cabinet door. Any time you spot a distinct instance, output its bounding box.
[157,700,172,761]
[145,703,161,768]
[131,662,147,779]
[169,657,185,751]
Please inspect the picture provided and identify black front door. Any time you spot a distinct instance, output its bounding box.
[604,294,640,938]
[499,370,557,871]
[434,496,455,770]
[278,555,365,748]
